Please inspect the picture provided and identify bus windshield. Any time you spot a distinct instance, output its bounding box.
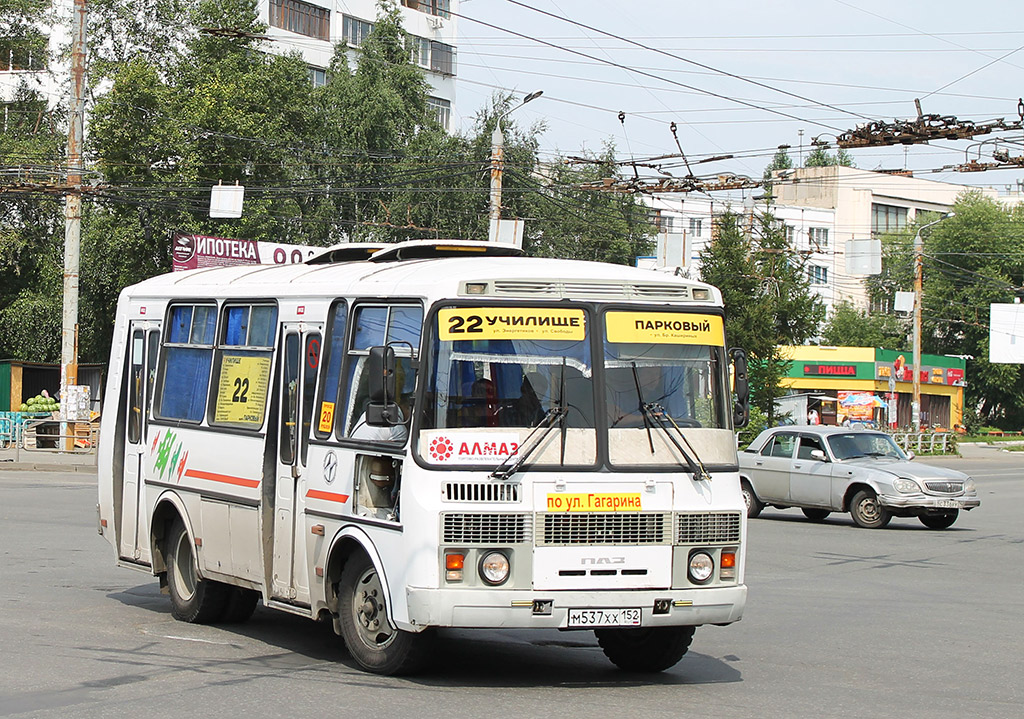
[419,305,596,468]
[603,310,733,467]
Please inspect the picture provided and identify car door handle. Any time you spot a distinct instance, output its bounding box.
[755,461,763,466]
[793,463,803,469]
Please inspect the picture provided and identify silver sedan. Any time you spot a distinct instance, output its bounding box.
[738,426,980,529]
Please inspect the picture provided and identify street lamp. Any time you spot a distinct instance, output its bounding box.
[489,90,543,226]
[912,211,955,432]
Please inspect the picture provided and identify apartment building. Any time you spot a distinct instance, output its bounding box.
[642,166,1003,316]
[261,0,458,129]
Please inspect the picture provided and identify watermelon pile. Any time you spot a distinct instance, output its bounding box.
[20,394,60,414]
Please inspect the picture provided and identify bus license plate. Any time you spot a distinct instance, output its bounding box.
[567,608,641,627]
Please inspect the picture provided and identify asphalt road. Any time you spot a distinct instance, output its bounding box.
[0,451,1020,719]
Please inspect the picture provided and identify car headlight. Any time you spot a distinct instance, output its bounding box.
[479,551,510,586]
[688,551,715,584]
[963,478,976,494]
[893,477,920,494]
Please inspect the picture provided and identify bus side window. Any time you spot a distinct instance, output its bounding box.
[314,301,348,439]
[155,304,217,422]
[342,304,422,441]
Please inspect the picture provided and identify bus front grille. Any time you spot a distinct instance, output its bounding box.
[443,482,521,503]
[536,512,671,546]
[675,512,742,544]
[441,513,531,544]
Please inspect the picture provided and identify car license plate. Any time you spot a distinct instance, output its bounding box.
[935,499,962,509]
[567,608,641,627]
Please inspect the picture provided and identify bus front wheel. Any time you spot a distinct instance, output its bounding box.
[165,519,229,623]
[338,552,428,675]
[595,626,695,672]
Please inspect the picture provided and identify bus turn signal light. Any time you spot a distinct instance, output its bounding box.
[720,551,736,579]
[446,553,465,582]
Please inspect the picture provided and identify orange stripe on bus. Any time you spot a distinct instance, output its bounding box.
[306,489,350,503]
[184,469,260,489]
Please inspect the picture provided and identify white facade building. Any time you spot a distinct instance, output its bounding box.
[259,0,458,129]
[641,167,1006,317]
[642,195,841,316]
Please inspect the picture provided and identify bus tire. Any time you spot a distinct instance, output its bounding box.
[165,519,230,623]
[595,626,695,672]
[221,587,261,623]
[338,552,428,675]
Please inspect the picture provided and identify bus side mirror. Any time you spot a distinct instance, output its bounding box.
[366,346,399,426]
[730,347,749,429]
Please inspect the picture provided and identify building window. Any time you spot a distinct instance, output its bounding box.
[408,36,430,68]
[401,0,450,19]
[688,217,702,236]
[872,203,908,236]
[785,225,796,243]
[809,265,828,285]
[270,0,330,41]
[427,96,450,129]
[430,40,455,75]
[809,227,829,247]
[308,66,326,87]
[0,35,48,72]
[341,14,374,47]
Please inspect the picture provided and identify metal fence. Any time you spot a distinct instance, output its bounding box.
[890,431,957,455]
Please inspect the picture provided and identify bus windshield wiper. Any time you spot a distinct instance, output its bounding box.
[489,405,566,480]
[630,363,711,482]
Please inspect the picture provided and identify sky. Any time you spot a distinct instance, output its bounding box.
[452,0,1024,194]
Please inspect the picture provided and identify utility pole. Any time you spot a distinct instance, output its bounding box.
[62,0,87,447]
[489,91,542,232]
[912,212,954,432]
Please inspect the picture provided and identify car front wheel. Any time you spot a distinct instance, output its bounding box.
[850,489,891,529]
[920,511,958,529]
[741,480,763,519]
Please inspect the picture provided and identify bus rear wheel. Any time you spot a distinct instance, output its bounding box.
[595,626,695,672]
[165,519,229,623]
[338,552,428,675]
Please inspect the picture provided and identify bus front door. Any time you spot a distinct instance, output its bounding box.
[271,326,321,603]
[120,323,160,563]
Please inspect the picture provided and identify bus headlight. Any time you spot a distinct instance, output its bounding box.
[479,551,510,586]
[688,551,714,584]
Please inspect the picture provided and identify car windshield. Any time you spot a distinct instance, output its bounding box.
[827,432,907,461]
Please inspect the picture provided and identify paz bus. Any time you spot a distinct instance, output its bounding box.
[97,239,750,675]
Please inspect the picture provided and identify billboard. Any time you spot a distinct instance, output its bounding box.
[171,233,320,272]
[990,303,1024,364]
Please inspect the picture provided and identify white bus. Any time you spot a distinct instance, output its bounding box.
[98,240,750,675]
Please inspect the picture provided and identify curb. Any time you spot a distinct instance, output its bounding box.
[0,461,97,473]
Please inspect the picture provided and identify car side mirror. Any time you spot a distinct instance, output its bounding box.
[810,449,827,462]
[366,345,399,427]
[730,347,749,428]
[906,450,915,460]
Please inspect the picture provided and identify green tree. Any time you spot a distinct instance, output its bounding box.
[699,211,824,419]
[761,146,793,203]
[920,193,1024,428]
[804,145,854,167]
[820,300,908,350]
[0,0,64,361]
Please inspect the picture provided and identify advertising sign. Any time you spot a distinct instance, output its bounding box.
[438,308,586,341]
[605,312,724,345]
[172,233,319,271]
